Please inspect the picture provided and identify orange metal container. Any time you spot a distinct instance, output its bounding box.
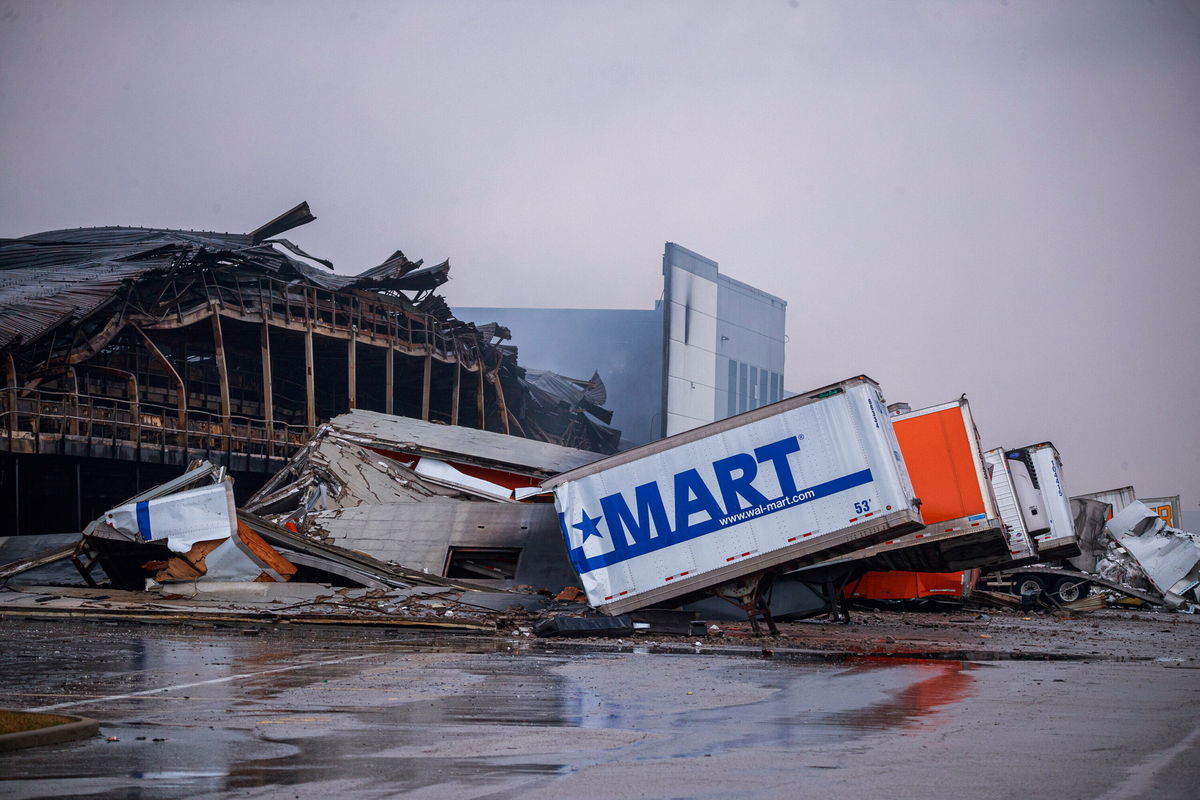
[892,403,989,527]
[848,399,999,601]
[847,569,979,600]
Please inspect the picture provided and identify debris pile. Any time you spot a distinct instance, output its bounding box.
[1,383,1196,638]
[0,416,609,631]
[1103,501,1200,609]
[243,410,600,589]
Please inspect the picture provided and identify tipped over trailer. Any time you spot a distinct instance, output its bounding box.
[831,397,1010,605]
[843,397,1010,574]
[977,442,1098,603]
[542,375,923,630]
[840,436,1085,607]
[1003,442,1080,561]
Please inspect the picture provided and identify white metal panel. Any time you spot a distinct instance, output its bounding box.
[413,457,514,501]
[328,409,603,476]
[1108,501,1200,605]
[983,447,1038,560]
[1138,495,1183,529]
[958,402,999,521]
[665,375,716,435]
[1027,444,1077,552]
[664,264,718,436]
[204,536,269,582]
[1076,486,1137,518]
[553,379,917,610]
[1006,457,1049,536]
[305,501,559,575]
[105,482,237,553]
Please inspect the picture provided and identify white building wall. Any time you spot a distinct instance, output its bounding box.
[664,262,719,436]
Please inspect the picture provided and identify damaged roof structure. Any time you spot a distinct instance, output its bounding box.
[0,203,619,535]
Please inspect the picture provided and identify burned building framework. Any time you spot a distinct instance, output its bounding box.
[0,203,618,536]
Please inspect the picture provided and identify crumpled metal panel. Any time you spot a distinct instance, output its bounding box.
[0,262,150,348]
[328,409,604,477]
[1107,500,1200,606]
[0,221,359,347]
[348,251,450,292]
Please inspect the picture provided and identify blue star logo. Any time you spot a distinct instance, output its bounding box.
[573,510,605,543]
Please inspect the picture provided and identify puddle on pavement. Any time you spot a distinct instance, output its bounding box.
[219,651,981,793]
[1,623,987,799]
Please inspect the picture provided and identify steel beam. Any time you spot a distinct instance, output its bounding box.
[384,344,394,416]
[304,322,316,434]
[421,351,432,421]
[260,321,274,448]
[210,313,231,436]
[348,329,357,410]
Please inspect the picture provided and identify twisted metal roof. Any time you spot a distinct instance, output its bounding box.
[0,213,449,350]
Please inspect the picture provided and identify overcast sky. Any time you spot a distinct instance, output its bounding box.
[2,0,1198,515]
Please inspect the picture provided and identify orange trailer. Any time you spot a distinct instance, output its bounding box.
[846,398,1008,601]
[846,568,979,600]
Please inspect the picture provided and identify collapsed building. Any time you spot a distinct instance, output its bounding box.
[243,409,603,591]
[0,203,618,536]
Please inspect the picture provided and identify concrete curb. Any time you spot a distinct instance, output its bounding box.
[0,712,100,753]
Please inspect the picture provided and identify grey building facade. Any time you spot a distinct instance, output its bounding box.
[458,242,786,447]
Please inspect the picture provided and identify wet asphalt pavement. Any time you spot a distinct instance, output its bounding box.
[1,617,1198,799]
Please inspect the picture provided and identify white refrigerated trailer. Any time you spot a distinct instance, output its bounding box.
[542,375,924,627]
[1003,442,1080,561]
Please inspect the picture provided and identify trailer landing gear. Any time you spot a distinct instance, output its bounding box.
[712,574,780,637]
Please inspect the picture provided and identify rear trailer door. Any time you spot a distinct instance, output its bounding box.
[836,398,1010,587]
[983,448,1038,561]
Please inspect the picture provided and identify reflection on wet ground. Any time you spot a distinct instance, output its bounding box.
[0,622,979,799]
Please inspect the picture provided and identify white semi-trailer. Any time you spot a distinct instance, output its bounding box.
[541,375,924,622]
[1004,442,1080,561]
[983,447,1039,565]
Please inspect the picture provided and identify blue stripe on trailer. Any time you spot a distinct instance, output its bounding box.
[570,468,874,574]
[135,501,153,541]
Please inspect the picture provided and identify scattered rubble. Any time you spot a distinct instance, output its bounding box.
[1105,501,1200,609]
[0,443,603,632]
[242,410,599,591]
[1,393,1196,645]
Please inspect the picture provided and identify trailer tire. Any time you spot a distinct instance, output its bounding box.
[1053,576,1090,603]
[1012,575,1047,596]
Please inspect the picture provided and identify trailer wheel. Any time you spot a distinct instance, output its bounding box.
[1053,576,1090,603]
[1012,575,1047,596]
